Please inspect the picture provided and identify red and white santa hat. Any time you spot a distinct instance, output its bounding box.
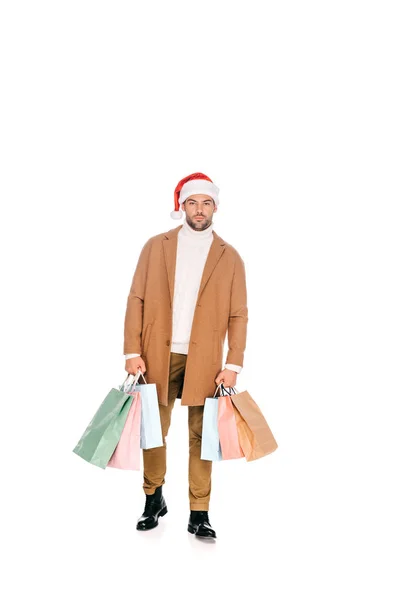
[170,172,220,219]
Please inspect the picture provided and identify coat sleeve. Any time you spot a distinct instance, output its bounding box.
[123,238,152,355]
[225,253,248,367]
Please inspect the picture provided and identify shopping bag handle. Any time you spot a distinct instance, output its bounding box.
[213,382,239,397]
[220,383,238,395]
[213,383,223,397]
[121,368,147,391]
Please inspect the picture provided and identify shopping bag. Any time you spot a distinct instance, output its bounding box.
[107,391,142,470]
[217,394,245,460]
[72,376,137,469]
[121,370,163,450]
[232,404,257,461]
[135,383,163,449]
[225,385,278,461]
[200,397,223,461]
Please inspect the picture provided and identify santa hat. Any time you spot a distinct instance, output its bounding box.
[170,172,220,219]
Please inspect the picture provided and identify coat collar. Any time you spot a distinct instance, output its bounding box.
[162,224,226,306]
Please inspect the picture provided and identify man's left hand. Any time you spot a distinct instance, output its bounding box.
[215,368,237,388]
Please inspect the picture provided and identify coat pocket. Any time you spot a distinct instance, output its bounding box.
[142,321,154,355]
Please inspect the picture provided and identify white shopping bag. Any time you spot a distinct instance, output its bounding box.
[200,396,223,461]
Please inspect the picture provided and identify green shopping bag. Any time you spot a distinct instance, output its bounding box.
[72,372,141,469]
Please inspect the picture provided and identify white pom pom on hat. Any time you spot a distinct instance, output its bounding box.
[170,172,219,219]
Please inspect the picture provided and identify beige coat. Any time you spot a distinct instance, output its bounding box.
[123,224,248,406]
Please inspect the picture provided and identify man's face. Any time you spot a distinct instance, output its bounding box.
[182,194,217,231]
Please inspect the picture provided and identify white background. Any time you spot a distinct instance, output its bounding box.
[1,1,399,598]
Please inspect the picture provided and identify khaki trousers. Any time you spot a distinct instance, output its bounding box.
[142,352,212,511]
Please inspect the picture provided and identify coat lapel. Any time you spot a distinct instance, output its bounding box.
[162,224,226,306]
[197,234,226,300]
[162,226,181,307]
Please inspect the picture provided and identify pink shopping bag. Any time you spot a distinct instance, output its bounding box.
[217,395,245,460]
[107,391,141,470]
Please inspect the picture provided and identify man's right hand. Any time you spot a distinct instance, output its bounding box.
[125,356,147,375]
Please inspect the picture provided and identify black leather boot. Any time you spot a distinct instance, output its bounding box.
[188,510,216,538]
[136,486,167,531]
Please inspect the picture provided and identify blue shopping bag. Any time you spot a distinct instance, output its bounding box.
[121,370,163,450]
[200,396,223,461]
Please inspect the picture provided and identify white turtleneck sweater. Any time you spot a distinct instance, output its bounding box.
[125,218,242,374]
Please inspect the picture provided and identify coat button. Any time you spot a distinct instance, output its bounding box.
[166,340,170,346]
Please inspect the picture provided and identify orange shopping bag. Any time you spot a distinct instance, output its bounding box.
[222,385,278,462]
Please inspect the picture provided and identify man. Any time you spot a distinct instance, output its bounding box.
[123,172,248,539]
